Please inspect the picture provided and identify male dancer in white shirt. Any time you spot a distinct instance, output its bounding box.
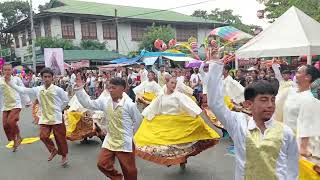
[0,63,31,152]
[75,76,142,180]
[10,68,69,166]
[207,59,299,180]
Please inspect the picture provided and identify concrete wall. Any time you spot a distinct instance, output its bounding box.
[198,26,212,45]
[73,18,82,46]
[51,16,62,38]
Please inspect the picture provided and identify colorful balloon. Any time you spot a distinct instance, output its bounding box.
[168,39,177,48]
[161,43,167,51]
[210,40,218,48]
[154,39,164,50]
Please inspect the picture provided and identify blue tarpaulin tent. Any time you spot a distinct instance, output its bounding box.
[110,56,141,64]
[140,50,186,57]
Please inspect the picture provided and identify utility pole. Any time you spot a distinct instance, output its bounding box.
[0,44,2,57]
[30,0,37,73]
[114,9,119,53]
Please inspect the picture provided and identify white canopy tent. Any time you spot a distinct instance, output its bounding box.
[235,6,320,69]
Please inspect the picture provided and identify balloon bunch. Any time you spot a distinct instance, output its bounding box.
[204,36,223,61]
[222,54,236,64]
[154,39,177,51]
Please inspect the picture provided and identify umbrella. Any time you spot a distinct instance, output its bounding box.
[13,65,24,71]
[185,60,203,68]
[210,26,253,42]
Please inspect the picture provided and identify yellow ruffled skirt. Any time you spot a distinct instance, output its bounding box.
[65,112,95,141]
[203,96,234,129]
[299,158,320,180]
[143,92,157,102]
[134,114,220,166]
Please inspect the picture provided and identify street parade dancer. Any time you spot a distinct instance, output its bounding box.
[75,75,142,180]
[9,68,69,166]
[275,64,320,178]
[134,76,220,168]
[133,71,161,109]
[0,63,31,152]
[207,59,299,180]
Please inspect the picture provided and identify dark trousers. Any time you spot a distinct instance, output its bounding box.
[3,108,21,141]
[97,147,137,180]
[39,123,68,156]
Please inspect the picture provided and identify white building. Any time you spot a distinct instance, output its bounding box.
[4,0,225,61]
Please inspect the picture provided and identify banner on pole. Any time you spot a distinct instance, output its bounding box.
[44,48,64,76]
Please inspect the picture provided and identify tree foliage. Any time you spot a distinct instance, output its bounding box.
[139,24,175,51]
[38,2,51,13]
[36,37,74,50]
[0,1,30,48]
[192,8,259,35]
[80,40,106,50]
[260,0,320,22]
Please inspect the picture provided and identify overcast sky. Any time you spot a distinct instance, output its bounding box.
[1,0,269,28]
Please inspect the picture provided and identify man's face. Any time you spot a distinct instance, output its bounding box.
[282,73,291,81]
[148,72,155,81]
[236,70,242,77]
[223,69,229,77]
[251,71,257,78]
[194,68,199,74]
[108,84,124,99]
[2,65,12,77]
[204,66,209,73]
[160,66,165,72]
[42,73,53,86]
[140,65,145,69]
[296,66,309,84]
[259,71,266,78]
[248,94,275,121]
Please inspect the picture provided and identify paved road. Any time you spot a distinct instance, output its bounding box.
[0,109,235,180]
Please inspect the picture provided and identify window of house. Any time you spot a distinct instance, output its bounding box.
[176,26,198,42]
[61,17,75,39]
[35,24,41,38]
[44,20,51,37]
[22,34,27,46]
[103,23,116,40]
[131,23,149,41]
[81,19,97,39]
[14,34,20,48]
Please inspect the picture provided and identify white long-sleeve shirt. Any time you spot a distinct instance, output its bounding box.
[11,83,69,125]
[207,62,299,180]
[75,88,142,152]
[133,80,161,96]
[199,63,208,94]
[0,76,31,111]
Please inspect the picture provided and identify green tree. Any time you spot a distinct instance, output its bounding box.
[36,37,74,51]
[38,2,51,12]
[192,8,258,34]
[139,24,175,51]
[0,1,30,48]
[259,0,320,22]
[80,40,106,50]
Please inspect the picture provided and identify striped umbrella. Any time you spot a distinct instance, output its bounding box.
[210,26,253,42]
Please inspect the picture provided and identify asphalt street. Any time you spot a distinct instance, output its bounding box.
[0,109,235,180]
